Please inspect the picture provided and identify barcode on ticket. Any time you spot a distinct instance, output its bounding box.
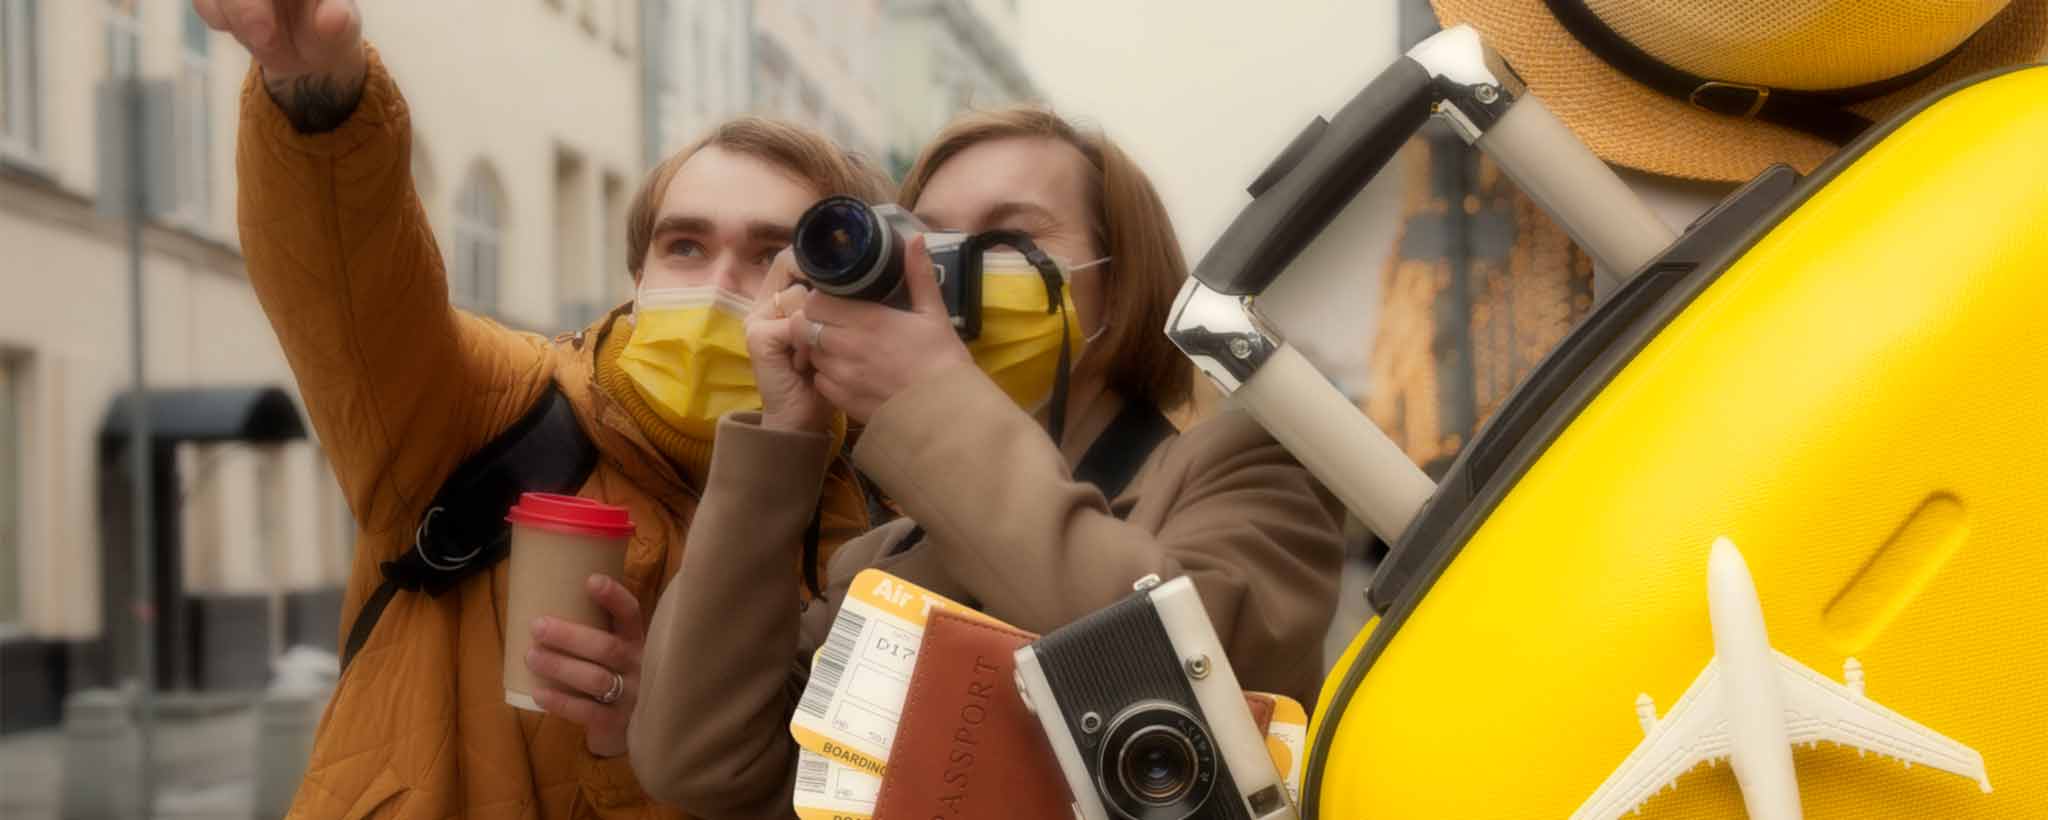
[798,607,865,720]
[795,754,830,794]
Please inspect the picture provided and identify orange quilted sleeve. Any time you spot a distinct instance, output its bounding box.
[235,44,553,554]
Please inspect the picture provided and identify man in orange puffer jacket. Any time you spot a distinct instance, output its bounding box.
[198,0,889,815]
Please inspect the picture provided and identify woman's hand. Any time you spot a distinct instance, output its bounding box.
[526,574,645,758]
[748,251,837,434]
[799,236,973,423]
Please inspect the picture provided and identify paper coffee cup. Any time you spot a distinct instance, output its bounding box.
[501,493,633,712]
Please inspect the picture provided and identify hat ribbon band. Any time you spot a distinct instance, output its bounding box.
[1543,0,1975,145]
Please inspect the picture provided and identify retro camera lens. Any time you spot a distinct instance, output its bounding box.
[1097,702,1218,820]
[793,196,902,300]
[1121,727,1198,803]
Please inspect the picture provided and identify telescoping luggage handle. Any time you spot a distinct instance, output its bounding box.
[1167,24,1676,549]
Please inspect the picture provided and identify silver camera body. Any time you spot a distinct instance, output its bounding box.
[1014,575,1296,820]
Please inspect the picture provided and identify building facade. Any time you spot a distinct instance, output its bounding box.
[0,0,649,732]
[751,0,892,163]
[643,0,1040,184]
[879,0,1036,175]
[644,0,753,164]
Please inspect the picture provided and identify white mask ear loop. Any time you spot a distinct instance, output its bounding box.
[1065,256,1113,342]
[1064,256,1112,277]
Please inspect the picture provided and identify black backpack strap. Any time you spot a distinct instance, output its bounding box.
[888,400,1176,556]
[340,383,599,672]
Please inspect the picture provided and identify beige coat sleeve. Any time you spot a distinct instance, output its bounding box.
[630,413,850,817]
[853,364,1345,702]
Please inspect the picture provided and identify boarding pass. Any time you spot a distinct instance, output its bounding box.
[789,569,1007,778]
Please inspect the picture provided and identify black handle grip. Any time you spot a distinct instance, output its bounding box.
[1192,57,1437,296]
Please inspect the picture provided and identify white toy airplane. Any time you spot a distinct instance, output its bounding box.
[1571,537,1990,820]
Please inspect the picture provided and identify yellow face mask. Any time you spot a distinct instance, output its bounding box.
[970,252,1108,413]
[617,287,760,441]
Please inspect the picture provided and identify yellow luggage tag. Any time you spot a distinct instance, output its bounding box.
[789,569,1007,778]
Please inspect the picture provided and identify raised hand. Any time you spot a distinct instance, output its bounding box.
[192,0,366,132]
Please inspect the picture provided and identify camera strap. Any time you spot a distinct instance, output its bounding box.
[964,229,1075,444]
[338,382,598,673]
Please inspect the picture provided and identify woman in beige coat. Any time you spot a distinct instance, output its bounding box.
[629,108,1345,817]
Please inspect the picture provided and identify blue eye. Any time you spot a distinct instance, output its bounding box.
[668,240,705,258]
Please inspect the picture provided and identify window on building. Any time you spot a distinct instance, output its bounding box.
[0,0,41,160]
[755,40,789,119]
[452,165,506,315]
[613,0,632,54]
[176,5,213,225]
[603,172,629,308]
[692,4,708,117]
[412,136,438,233]
[554,149,595,330]
[105,0,139,79]
[799,83,823,128]
[0,354,23,627]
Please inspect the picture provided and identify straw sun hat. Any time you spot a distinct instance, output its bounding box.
[1431,0,2048,182]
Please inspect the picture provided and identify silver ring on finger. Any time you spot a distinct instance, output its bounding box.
[596,671,624,705]
[808,320,827,352]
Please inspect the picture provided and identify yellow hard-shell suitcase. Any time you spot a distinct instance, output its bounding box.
[1307,65,2048,818]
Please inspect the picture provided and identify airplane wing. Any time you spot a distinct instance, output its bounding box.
[1571,659,1733,820]
[1775,651,1991,792]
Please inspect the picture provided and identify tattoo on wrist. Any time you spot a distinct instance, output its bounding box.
[266,72,366,134]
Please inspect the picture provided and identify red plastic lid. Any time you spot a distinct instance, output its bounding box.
[505,493,635,540]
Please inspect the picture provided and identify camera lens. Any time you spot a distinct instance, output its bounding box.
[1119,727,1198,804]
[797,200,871,273]
[1096,702,1218,820]
[793,196,900,299]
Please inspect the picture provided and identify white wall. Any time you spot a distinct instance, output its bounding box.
[1012,0,1405,394]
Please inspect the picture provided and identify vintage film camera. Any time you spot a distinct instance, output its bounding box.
[1014,575,1296,820]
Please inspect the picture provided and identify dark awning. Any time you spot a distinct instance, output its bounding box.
[100,386,308,445]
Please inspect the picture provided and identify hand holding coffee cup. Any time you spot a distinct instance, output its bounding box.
[502,494,643,758]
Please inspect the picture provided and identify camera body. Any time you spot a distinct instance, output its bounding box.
[1014,575,1296,820]
[791,196,983,339]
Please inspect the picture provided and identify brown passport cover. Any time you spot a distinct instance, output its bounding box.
[874,610,1277,819]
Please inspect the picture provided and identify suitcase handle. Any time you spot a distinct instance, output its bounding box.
[1191,57,1435,296]
[1170,25,1678,547]
[1194,24,1675,300]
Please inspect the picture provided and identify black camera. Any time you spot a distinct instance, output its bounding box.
[791,196,984,339]
[1014,575,1296,820]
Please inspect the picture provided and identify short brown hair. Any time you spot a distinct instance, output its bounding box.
[898,108,1194,411]
[626,117,892,280]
